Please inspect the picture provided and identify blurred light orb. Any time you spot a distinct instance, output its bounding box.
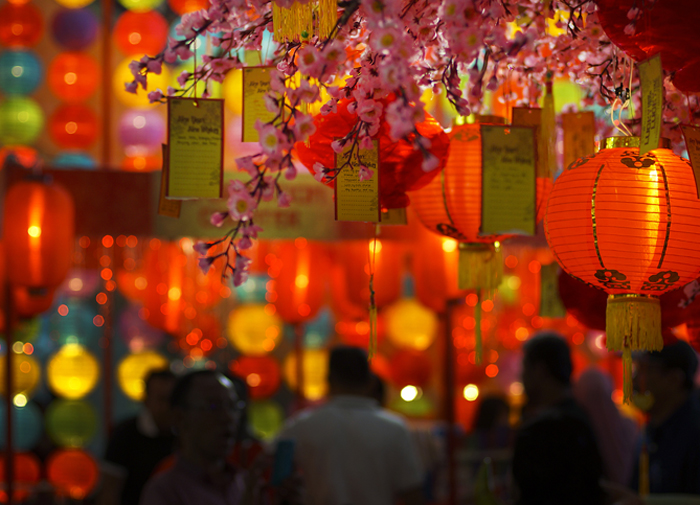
[52,152,96,169]
[0,97,44,145]
[113,11,168,56]
[47,344,100,400]
[0,50,42,95]
[117,0,163,13]
[49,103,99,149]
[283,348,329,401]
[117,351,169,401]
[51,9,98,50]
[0,402,42,450]
[0,4,43,48]
[385,298,438,351]
[118,109,165,152]
[0,352,41,399]
[46,449,99,499]
[113,57,170,108]
[248,400,284,440]
[227,305,283,356]
[45,400,97,447]
[47,52,99,102]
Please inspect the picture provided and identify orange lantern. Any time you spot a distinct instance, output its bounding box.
[121,153,162,172]
[490,75,526,122]
[47,53,99,102]
[545,137,700,400]
[113,11,168,56]
[271,240,328,324]
[46,449,99,499]
[3,178,74,289]
[0,452,41,503]
[0,3,43,48]
[49,104,99,149]
[168,0,209,15]
[230,356,282,400]
[389,349,432,388]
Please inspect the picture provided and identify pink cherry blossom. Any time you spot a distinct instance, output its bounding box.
[227,188,257,221]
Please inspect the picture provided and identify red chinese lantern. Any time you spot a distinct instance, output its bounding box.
[230,356,281,400]
[295,97,450,210]
[545,137,700,400]
[0,452,41,503]
[113,11,168,56]
[49,104,99,149]
[46,449,99,499]
[168,0,209,14]
[47,53,99,102]
[0,3,43,48]
[271,240,328,324]
[2,177,74,289]
[389,349,432,388]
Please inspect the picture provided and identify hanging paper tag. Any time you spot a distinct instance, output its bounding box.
[480,125,536,236]
[379,208,407,225]
[166,97,224,199]
[539,263,567,318]
[334,140,380,222]
[681,125,700,198]
[158,144,182,218]
[242,67,276,142]
[512,107,545,177]
[638,54,663,156]
[562,111,595,170]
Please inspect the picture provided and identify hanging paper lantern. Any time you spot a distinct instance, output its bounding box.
[47,344,100,400]
[248,400,284,440]
[117,351,169,401]
[295,97,450,210]
[113,11,168,56]
[118,109,165,153]
[53,152,97,169]
[0,352,41,399]
[389,349,432,388]
[47,53,99,102]
[227,304,283,355]
[113,57,170,107]
[0,50,42,95]
[0,4,43,48]
[545,137,700,401]
[283,348,329,401]
[0,97,44,145]
[335,316,386,348]
[230,356,281,400]
[169,0,208,15]
[118,305,166,351]
[45,400,97,448]
[14,286,56,317]
[0,402,42,451]
[490,76,525,120]
[272,241,328,324]
[49,104,99,149]
[0,453,41,503]
[385,298,438,351]
[46,449,99,499]
[51,9,98,50]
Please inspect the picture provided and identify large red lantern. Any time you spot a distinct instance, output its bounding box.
[0,3,43,48]
[113,11,168,56]
[545,137,700,400]
[3,177,74,289]
[49,104,99,149]
[295,97,450,210]
[389,349,432,388]
[230,356,281,400]
[47,53,99,102]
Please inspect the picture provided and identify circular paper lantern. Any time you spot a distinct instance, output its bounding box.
[0,402,42,451]
[545,137,700,399]
[113,57,170,108]
[227,304,283,355]
[0,4,43,48]
[0,352,41,399]
[117,0,163,12]
[170,64,221,97]
[385,298,438,351]
[45,400,97,447]
[118,305,166,351]
[46,449,99,499]
[230,356,281,400]
[283,348,329,401]
[0,50,42,95]
[0,97,44,145]
[248,400,284,440]
[54,0,94,8]
[389,349,432,388]
[51,9,98,50]
[3,177,74,288]
[47,53,99,102]
[272,241,328,324]
[169,0,208,14]
[490,76,525,120]
[49,104,99,149]
[117,351,169,401]
[53,152,96,169]
[118,109,165,152]
[14,286,56,317]
[295,97,450,210]
[0,453,41,503]
[47,344,100,400]
[113,11,168,56]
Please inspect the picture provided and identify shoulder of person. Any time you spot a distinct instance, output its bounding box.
[139,468,182,505]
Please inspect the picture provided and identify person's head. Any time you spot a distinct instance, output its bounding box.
[521,332,572,404]
[367,372,386,406]
[327,346,371,396]
[170,370,243,462]
[473,395,510,432]
[228,374,254,440]
[143,369,176,432]
[636,339,698,408]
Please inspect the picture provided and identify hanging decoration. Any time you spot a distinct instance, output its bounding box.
[271,0,336,43]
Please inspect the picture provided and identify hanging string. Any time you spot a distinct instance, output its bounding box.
[367,228,379,360]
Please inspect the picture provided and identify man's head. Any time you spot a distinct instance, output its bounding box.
[170,370,243,462]
[143,369,176,433]
[521,332,572,405]
[636,340,698,409]
[327,346,371,396]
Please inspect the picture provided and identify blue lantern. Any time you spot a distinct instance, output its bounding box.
[0,51,43,96]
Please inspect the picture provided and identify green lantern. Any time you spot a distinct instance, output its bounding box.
[248,400,284,440]
[45,400,97,448]
[0,97,44,145]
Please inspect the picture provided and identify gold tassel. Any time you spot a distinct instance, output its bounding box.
[318,0,337,39]
[272,1,314,42]
[605,294,663,353]
[540,73,556,179]
[368,272,377,360]
[458,243,503,291]
[622,348,633,404]
[474,291,482,365]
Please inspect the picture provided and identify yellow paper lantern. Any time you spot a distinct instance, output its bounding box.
[227,305,282,356]
[47,344,99,400]
[248,400,284,440]
[54,0,94,9]
[171,64,221,99]
[117,351,169,401]
[113,58,170,108]
[222,69,242,115]
[0,352,41,399]
[385,298,438,351]
[283,348,328,401]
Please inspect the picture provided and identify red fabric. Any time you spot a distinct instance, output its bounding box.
[295,98,449,209]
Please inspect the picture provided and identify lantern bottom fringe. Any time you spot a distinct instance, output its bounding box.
[606,294,662,353]
[272,2,314,42]
[318,0,337,39]
[458,243,503,291]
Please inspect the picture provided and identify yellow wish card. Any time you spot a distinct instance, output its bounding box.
[639,54,663,156]
[158,144,182,217]
[167,97,224,199]
[335,140,380,223]
[242,67,277,142]
[480,125,536,236]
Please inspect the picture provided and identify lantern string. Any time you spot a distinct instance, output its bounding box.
[367,231,379,360]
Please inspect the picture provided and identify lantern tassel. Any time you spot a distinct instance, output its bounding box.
[458,243,503,291]
[474,290,482,365]
[318,0,337,39]
[605,294,663,353]
[622,348,633,404]
[541,73,556,179]
[272,1,313,42]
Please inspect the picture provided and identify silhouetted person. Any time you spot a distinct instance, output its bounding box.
[228,375,264,470]
[99,369,176,505]
[367,372,386,407]
[140,370,247,505]
[471,395,511,451]
[631,339,700,494]
[276,345,425,505]
[512,332,604,505]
